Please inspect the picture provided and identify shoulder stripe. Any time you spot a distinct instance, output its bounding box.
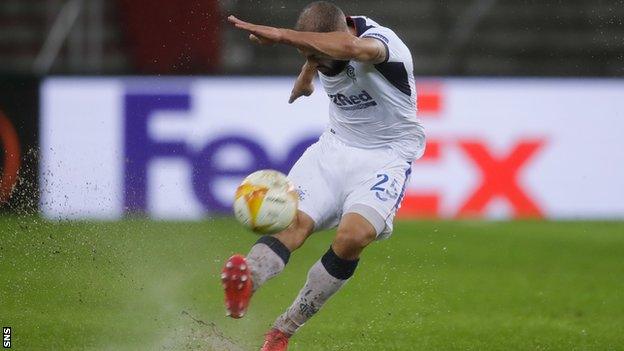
[374,62,411,96]
[362,32,389,43]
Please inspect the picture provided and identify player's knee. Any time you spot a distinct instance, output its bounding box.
[274,211,315,252]
[293,211,314,235]
[333,226,376,259]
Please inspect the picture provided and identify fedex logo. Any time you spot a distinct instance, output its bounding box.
[401,85,546,218]
[123,89,546,218]
[124,93,318,213]
[41,78,624,220]
[402,138,545,218]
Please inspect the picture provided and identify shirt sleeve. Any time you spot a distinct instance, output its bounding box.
[360,27,403,64]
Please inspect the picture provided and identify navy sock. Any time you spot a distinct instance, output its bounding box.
[321,246,359,280]
[255,236,291,265]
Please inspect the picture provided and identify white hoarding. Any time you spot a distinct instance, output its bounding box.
[40,78,624,220]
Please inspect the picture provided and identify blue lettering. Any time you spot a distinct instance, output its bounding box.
[124,92,320,214]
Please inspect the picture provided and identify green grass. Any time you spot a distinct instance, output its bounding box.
[1,217,623,350]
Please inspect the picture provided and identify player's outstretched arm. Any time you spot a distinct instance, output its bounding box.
[228,15,387,64]
[280,31,386,64]
[289,60,317,104]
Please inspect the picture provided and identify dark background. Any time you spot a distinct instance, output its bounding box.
[0,77,39,212]
[0,0,622,76]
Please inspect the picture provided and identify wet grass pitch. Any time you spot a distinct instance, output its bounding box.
[1,217,623,350]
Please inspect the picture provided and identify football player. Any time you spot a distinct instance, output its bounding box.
[223,2,425,350]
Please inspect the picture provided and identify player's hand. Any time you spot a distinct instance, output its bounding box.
[289,59,318,104]
[289,80,314,104]
[228,15,283,45]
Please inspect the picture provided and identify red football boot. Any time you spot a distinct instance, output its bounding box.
[260,328,290,351]
[221,254,253,318]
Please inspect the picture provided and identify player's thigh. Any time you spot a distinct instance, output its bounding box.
[287,140,341,231]
[343,160,412,240]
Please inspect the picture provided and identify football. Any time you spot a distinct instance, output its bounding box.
[233,169,298,234]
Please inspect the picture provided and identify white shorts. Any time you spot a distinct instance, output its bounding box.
[288,132,412,240]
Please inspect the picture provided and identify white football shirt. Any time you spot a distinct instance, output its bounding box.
[318,16,425,161]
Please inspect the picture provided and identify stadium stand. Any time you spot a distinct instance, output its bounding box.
[0,0,128,74]
[0,0,621,76]
[224,0,624,76]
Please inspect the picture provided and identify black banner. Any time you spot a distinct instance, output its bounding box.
[0,76,39,213]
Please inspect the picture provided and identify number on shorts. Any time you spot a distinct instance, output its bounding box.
[371,174,389,192]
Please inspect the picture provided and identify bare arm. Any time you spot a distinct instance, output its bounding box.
[289,60,318,104]
[280,30,386,63]
[228,15,387,64]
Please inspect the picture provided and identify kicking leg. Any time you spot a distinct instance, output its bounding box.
[248,211,315,290]
[266,213,376,345]
[223,211,315,318]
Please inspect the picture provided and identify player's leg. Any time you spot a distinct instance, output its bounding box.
[224,134,340,319]
[246,210,315,291]
[265,153,412,343]
[268,212,376,338]
[222,211,314,319]
[246,135,340,291]
[331,212,379,259]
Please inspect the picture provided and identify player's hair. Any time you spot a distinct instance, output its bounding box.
[295,1,348,33]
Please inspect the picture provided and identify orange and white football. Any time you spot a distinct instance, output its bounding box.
[233,170,298,234]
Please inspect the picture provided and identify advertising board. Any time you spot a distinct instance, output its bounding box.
[40,78,624,219]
